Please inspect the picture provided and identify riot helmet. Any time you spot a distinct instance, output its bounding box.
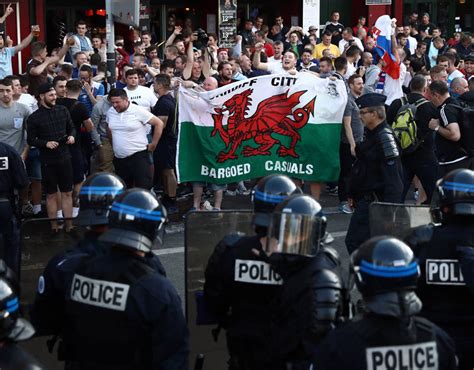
[99,189,167,253]
[74,172,126,226]
[351,236,419,297]
[251,175,302,229]
[0,277,35,342]
[431,169,474,223]
[266,194,327,257]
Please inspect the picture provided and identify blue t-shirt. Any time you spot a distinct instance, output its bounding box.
[78,82,105,115]
[0,47,15,79]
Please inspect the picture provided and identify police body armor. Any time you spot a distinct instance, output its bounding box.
[268,246,344,367]
[63,252,156,369]
[344,315,439,370]
[204,234,283,370]
[349,123,400,199]
[408,224,474,325]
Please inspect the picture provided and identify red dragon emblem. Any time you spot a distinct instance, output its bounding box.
[211,89,316,163]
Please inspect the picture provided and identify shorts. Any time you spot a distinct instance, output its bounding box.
[41,159,74,194]
[25,147,41,181]
[192,182,227,192]
[154,138,177,171]
[113,150,152,189]
[70,147,86,185]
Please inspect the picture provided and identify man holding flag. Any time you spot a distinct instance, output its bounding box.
[372,16,406,106]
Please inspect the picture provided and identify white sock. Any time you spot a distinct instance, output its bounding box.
[57,210,63,218]
[33,204,42,214]
[72,207,80,218]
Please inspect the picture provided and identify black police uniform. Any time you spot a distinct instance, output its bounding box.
[61,188,187,369]
[387,92,439,203]
[264,194,348,370]
[31,230,167,336]
[204,234,284,370]
[346,94,404,254]
[405,169,474,369]
[314,236,458,370]
[0,142,29,274]
[314,314,457,370]
[62,249,188,370]
[267,249,344,370]
[203,174,303,370]
[406,223,474,369]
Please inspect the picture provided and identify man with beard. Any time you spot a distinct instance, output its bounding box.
[215,61,237,87]
[26,83,76,234]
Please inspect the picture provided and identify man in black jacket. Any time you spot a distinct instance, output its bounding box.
[26,82,76,233]
[387,75,439,203]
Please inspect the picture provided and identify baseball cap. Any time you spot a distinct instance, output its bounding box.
[37,83,54,95]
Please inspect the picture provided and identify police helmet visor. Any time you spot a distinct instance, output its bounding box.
[266,212,323,256]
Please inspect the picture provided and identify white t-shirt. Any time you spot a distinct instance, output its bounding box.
[448,69,465,87]
[339,38,364,54]
[267,61,285,74]
[407,36,417,55]
[344,63,357,79]
[384,62,407,106]
[106,103,153,158]
[17,93,38,113]
[124,85,158,111]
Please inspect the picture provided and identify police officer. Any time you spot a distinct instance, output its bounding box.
[405,168,474,369]
[0,142,29,274]
[262,194,346,369]
[31,172,166,337]
[0,276,46,369]
[204,174,302,370]
[62,188,188,369]
[345,93,404,254]
[314,236,458,370]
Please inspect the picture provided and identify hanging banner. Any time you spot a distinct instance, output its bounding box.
[218,0,237,48]
[302,0,320,34]
[176,73,347,184]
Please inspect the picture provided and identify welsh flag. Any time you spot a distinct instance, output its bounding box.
[176,74,347,184]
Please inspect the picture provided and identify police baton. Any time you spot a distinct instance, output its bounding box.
[194,353,205,370]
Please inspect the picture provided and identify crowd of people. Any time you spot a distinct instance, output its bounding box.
[0,3,473,369]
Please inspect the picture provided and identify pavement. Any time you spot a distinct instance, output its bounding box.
[19,186,355,369]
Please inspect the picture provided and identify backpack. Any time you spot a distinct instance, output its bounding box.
[450,103,474,156]
[391,97,429,155]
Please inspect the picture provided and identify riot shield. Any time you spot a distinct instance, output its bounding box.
[19,218,87,311]
[19,218,87,370]
[369,202,432,240]
[185,210,254,369]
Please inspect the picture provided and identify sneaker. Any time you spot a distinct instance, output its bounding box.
[22,202,34,217]
[201,200,213,211]
[212,207,221,211]
[326,185,338,196]
[339,202,353,214]
[322,232,334,244]
[414,190,419,202]
[225,189,237,196]
[236,187,251,196]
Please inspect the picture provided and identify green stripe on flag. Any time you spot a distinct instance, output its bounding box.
[177,121,342,184]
